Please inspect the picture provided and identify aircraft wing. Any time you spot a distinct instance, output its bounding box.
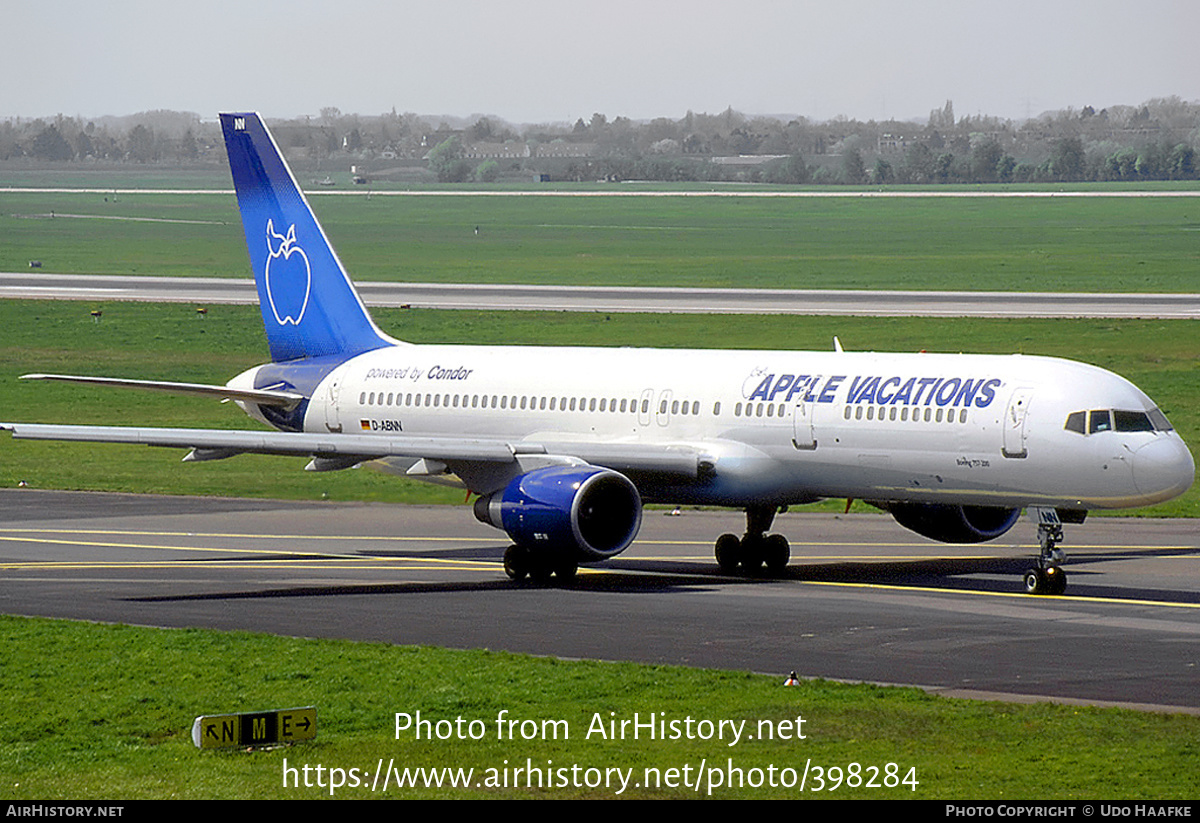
[0,423,702,478]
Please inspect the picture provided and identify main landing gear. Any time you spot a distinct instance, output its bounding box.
[714,505,791,575]
[1023,509,1067,595]
[503,544,578,585]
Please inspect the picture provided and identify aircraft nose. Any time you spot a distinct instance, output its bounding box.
[1132,437,1195,500]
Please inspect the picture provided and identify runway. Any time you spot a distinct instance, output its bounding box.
[5,187,1200,198]
[3,489,1198,712]
[2,272,1199,318]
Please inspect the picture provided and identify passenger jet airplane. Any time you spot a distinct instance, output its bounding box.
[4,113,1194,594]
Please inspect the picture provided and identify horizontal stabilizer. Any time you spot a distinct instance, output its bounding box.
[19,374,304,408]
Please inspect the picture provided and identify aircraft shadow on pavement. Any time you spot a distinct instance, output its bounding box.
[123,574,727,601]
[121,544,1199,603]
[611,545,1200,602]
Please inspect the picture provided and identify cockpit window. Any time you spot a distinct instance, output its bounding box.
[1066,407,1174,435]
[1064,411,1086,434]
[1113,410,1154,432]
[1148,407,1175,432]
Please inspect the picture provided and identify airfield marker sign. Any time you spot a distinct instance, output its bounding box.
[192,706,317,749]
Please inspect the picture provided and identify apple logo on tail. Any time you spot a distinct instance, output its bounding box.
[264,219,312,325]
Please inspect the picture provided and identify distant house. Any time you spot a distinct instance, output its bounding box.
[534,142,596,158]
[463,141,531,159]
[878,133,909,153]
[710,154,787,166]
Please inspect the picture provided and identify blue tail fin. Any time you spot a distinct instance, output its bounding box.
[220,112,394,363]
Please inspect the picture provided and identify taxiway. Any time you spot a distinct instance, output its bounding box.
[2,489,1197,712]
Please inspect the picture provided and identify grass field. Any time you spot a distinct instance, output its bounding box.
[2,300,1197,515]
[3,615,1198,800]
[1,186,1196,506]
[0,165,233,189]
[2,188,1198,291]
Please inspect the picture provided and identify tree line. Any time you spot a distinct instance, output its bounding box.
[2,98,1196,184]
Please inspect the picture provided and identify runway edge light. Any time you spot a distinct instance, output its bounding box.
[191,706,317,749]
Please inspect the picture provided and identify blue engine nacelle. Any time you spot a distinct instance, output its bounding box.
[887,503,1021,544]
[473,466,643,561]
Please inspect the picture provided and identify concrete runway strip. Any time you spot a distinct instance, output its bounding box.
[3,272,1198,318]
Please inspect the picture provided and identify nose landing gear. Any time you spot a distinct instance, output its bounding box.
[1024,508,1067,595]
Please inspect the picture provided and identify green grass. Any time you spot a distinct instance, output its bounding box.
[2,189,1198,291]
[2,615,1197,799]
[2,300,1197,515]
[0,165,234,189]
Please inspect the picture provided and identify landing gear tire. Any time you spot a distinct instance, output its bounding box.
[503,545,529,581]
[764,534,790,574]
[555,558,579,584]
[715,533,740,574]
[1023,566,1067,595]
[1023,568,1043,594]
[529,561,554,585]
[1047,566,1067,595]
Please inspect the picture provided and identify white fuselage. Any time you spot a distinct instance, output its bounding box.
[244,344,1193,512]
